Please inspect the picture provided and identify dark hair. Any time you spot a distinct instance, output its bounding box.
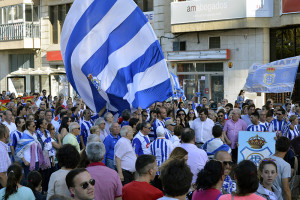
[174,125,183,137]
[275,136,290,152]
[160,159,193,197]
[59,117,71,133]
[266,101,273,110]
[178,102,184,109]
[225,103,233,109]
[181,128,195,143]
[266,109,274,118]
[195,160,223,190]
[197,107,208,116]
[4,163,23,200]
[234,160,259,195]
[66,168,87,188]
[176,109,187,118]
[277,107,286,115]
[238,90,245,96]
[17,106,25,116]
[258,159,277,184]
[156,107,167,116]
[291,136,300,156]
[135,154,156,175]
[60,111,67,119]
[15,117,25,131]
[48,194,72,200]
[248,104,256,110]
[212,125,222,138]
[187,109,196,121]
[36,118,45,129]
[250,111,259,119]
[217,109,225,116]
[27,171,42,192]
[56,144,80,168]
[122,109,131,121]
[129,118,139,128]
[25,120,35,129]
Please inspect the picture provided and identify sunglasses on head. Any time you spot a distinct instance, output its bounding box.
[80,179,95,189]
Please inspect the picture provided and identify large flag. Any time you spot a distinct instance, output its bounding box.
[243,56,300,93]
[60,0,173,113]
[169,72,186,101]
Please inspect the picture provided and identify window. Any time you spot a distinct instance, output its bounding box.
[173,41,186,51]
[10,54,34,72]
[209,37,220,49]
[0,4,23,24]
[134,0,153,12]
[49,3,72,44]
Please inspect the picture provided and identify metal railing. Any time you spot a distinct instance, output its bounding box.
[0,22,40,41]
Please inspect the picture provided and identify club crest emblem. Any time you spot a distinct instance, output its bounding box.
[88,74,101,92]
[263,67,276,86]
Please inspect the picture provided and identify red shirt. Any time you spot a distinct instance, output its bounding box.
[122,181,163,200]
[192,188,221,200]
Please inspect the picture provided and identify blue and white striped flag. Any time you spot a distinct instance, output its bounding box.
[61,0,173,113]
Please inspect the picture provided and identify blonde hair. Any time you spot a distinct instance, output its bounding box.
[90,126,99,134]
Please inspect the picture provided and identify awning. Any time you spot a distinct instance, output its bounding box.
[9,67,66,76]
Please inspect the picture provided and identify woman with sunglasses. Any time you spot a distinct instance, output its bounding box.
[59,117,72,139]
[187,109,196,128]
[192,160,224,200]
[255,159,281,200]
[176,109,189,128]
[16,120,48,183]
[219,160,265,200]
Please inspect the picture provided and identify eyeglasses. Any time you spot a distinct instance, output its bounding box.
[189,112,194,114]
[80,179,95,189]
[218,115,224,117]
[143,115,148,117]
[188,104,193,106]
[222,161,234,166]
[179,113,185,116]
[276,113,282,115]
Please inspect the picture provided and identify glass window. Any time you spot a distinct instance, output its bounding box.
[17,4,23,21]
[33,6,38,22]
[134,0,153,12]
[205,63,223,72]
[209,37,220,49]
[25,4,32,22]
[10,54,34,72]
[8,77,25,96]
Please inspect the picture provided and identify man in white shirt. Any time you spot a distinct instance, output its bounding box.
[180,128,208,184]
[2,110,17,134]
[115,125,137,185]
[132,121,151,156]
[191,107,214,147]
[0,124,10,187]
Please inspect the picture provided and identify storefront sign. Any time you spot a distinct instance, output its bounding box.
[171,0,273,25]
[238,131,276,166]
[167,49,230,61]
[281,0,300,14]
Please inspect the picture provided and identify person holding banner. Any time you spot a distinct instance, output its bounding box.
[247,111,267,132]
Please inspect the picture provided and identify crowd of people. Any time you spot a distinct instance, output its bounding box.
[0,89,299,200]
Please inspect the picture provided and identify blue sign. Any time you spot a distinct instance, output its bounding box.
[238,131,276,166]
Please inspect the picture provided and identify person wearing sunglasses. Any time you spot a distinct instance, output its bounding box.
[187,109,196,128]
[192,160,225,200]
[66,168,95,200]
[268,108,288,137]
[215,110,226,129]
[63,122,81,152]
[214,151,235,194]
[255,159,281,200]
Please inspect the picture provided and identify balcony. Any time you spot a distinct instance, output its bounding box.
[0,22,40,50]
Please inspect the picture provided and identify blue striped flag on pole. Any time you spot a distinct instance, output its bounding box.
[60,0,173,113]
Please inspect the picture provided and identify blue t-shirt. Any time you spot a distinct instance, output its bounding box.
[0,186,35,200]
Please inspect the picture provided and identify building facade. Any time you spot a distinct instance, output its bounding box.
[155,0,300,106]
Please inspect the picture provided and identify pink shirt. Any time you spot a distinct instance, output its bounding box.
[219,193,266,200]
[192,188,221,200]
[86,163,122,200]
[223,119,247,149]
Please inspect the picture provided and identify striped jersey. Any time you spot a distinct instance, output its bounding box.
[152,119,165,139]
[132,131,151,156]
[10,130,23,150]
[260,121,270,131]
[286,125,300,140]
[164,129,172,140]
[80,120,94,146]
[247,124,267,132]
[150,138,174,171]
[269,119,288,134]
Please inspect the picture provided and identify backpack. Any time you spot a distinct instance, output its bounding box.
[290,156,300,200]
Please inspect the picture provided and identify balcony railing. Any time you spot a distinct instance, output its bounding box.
[0,22,40,41]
